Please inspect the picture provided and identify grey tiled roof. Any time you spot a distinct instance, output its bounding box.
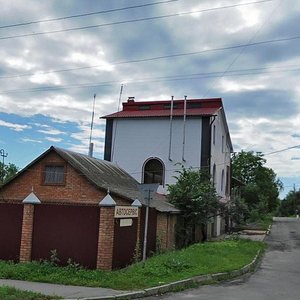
[54,147,179,213]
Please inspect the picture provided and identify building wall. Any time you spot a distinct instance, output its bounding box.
[210,111,231,236]
[210,111,231,199]
[1,151,138,269]
[110,117,202,193]
[1,150,174,268]
[156,213,176,250]
[2,152,106,205]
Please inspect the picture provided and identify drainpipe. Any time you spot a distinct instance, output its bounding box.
[182,96,187,162]
[209,114,217,173]
[168,96,174,161]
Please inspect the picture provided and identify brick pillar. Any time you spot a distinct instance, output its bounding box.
[96,207,115,270]
[136,207,141,259]
[19,204,35,262]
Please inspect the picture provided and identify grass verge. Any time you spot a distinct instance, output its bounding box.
[0,286,60,300]
[0,239,265,291]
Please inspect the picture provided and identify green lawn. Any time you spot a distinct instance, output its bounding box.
[0,286,60,300]
[0,239,265,290]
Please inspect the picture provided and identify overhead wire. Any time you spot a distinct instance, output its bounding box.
[1,63,300,94]
[0,34,299,81]
[0,0,274,41]
[202,0,284,98]
[0,0,179,30]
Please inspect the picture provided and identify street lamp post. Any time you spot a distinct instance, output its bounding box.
[138,183,159,263]
[0,149,8,185]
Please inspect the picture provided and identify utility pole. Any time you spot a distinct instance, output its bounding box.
[0,149,8,185]
[138,183,159,263]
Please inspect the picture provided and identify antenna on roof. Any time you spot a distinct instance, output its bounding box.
[88,94,96,157]
[111,84,124,161]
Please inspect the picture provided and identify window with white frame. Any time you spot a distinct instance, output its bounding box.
[43,165,65,185]
[143,158,164,185]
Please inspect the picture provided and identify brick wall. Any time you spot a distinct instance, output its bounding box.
[97,207,115,270]
[156,213,177,250]
[2,152,107,205]
[19,204,34,262]
[1,150,135,270]
[1,150,176,269]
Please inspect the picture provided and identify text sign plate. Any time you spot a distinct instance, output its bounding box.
[114,206,139,218]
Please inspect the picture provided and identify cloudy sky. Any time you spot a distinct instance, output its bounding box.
[0,0,299,197]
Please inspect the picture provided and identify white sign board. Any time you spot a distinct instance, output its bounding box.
[114,206,139,218]
[120,219,133,227]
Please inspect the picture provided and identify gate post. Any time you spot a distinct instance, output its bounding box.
[19,192,41,263]
[19,204,34,262]
[96,191,116,270]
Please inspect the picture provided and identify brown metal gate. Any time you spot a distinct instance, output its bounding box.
[0,203,23,261]
[113,218,138,269]
[32,204,99,269]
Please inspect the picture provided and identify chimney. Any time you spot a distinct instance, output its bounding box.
[127,97,135,103]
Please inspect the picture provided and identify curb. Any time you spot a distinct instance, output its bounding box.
[77,248,264,300]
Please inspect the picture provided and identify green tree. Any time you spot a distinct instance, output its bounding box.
[0,162,18,186]
[225,196,249,229]
[278,190,300,216]
[232,151,282,218]
[168,167,220,247]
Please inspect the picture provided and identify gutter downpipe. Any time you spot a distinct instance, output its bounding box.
[168,96,174,161]
[208,114,218,185]
[182,95,187,162]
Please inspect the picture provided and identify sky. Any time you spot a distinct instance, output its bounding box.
[0,0,299,198]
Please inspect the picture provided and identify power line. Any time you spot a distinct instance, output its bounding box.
[264,145,300,156]
[1,64,300,94]
[0,0,274,41]
[1,33,298,81]
[0,0,179,30]
[202,0,284,98]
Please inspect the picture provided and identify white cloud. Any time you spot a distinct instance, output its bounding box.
[1,0,300,196]
[29,72,61,85]
[218,78,265,92]
[45,136,63,142]
[5,57,36,71]
[0,120,31,132]
[21,138,42,143]
[65,51,115,72]
[38,128,66,135]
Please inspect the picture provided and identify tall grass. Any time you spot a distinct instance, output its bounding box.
[0,239,265,290]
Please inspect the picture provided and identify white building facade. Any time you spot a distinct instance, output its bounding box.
[103,97,233,237]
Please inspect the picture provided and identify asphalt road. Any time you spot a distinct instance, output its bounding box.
[148,217,300,300]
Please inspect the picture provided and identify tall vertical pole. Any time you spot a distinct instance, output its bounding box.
[142,189,150,263]
[88,94,96,157]
[182,96,187,162]
[111,84,124,161]
[168,96,174,161]
[138,184,159,264]
[0,149,8,185]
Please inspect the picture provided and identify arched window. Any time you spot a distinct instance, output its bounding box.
[143,158,164,185]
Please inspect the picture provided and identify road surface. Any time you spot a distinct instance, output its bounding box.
[147,217,300,300]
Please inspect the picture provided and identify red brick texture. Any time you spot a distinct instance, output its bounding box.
[97,207,115,270]
[1,150,177,269]
[2,152,108,205]
[19,204,34,262]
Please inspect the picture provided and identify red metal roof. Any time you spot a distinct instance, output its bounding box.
[102,98,222,119]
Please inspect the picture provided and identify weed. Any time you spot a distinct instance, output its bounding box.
[0,239,265,291]
[49,249,60,266]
